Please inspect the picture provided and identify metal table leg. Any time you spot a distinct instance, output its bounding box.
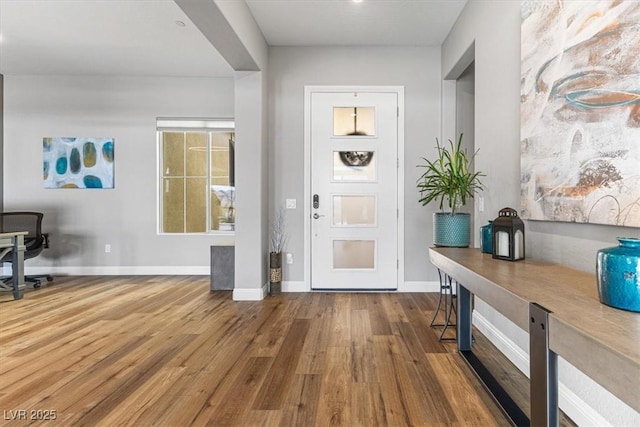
[430,269,457,341]
[530,303,558,427]
[456,282,472,351]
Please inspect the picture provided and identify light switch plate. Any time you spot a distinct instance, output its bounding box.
[286,199,297,209]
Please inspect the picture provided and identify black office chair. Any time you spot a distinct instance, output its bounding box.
[0,212,53,288]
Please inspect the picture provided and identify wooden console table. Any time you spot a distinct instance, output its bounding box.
[429,247,640,426]
[0,231,28,300]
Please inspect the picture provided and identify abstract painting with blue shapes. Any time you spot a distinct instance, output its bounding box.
[43,137,114,189]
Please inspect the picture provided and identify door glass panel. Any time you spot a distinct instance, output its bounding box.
[333,107,375,136]
[333,195,376,226]
[333,151,376,181]
[333,240,375,269]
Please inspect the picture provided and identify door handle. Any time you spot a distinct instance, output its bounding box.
[313,213,325,219]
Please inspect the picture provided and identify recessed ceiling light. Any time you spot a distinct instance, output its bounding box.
[175,20,186,27]
[353,0,364,3]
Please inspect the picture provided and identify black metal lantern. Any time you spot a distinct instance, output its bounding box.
[492,207,525,261]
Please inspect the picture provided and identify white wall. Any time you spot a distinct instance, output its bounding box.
[442,1,639,425]
[3,75,234,274]
[268,46,442,285]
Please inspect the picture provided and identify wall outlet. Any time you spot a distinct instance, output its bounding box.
[286,253,293,264]
[105,244,111,253]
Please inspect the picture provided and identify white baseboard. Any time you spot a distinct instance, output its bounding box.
[473,311,613,427]
[282,281,309,292]
[233,283,267,301]
[270,281,441,293]
[472,310,529,375]
[9,266,210,276]
[401,281,441,292]
[558,383,613,427]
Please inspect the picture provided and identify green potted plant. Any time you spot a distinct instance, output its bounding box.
[417,134,485,247]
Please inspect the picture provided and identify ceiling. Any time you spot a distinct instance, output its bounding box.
[245,0,466,47]
[0,0,466,77]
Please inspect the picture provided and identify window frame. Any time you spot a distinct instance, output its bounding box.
[156,118,235,235]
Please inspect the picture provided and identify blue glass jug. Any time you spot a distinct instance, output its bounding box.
[480,221,493,254]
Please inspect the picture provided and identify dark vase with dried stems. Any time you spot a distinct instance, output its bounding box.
[269,207,287,296]
[269,252,282,295]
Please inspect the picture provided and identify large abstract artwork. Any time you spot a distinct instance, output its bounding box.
[521,0,640,227]
[43,137,114,189]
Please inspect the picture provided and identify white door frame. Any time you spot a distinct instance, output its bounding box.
[303,85,405,291]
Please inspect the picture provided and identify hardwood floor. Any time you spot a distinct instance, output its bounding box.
[0,276,572,426]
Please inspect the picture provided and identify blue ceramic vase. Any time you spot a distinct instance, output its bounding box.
[433,212,470,247]
[596,237,640,312]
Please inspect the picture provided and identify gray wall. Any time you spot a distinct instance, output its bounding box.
[181,0,271,299]
[442,1,639,424]
[233,70,270,297]
[1,73,3,212]
[3,75,234,273]
[268,46,442,283]
[455,62,476,241]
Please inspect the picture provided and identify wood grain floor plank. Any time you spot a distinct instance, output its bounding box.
[71,334,198,425]
[0,277,561,426]
[380,293,409,324]
[93,366,188,427]
[426,353,510,425]
[351,382,388,427]
[397,294,448,354]
[194,356,272,426]
[314,346,352,426]
[296,306,332,375]
[365,293,393,336]
[350,309,377,383]
[327,294,351,348]
[281,373,323,427]
[242,409,283,426]
[253,319,310,410]
[372,335,414,427]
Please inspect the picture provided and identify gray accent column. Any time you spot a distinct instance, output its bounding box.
[210,245,234,291]
[530,302,558,427]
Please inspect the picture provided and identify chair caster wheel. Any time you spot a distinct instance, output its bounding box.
[34,283,41,289]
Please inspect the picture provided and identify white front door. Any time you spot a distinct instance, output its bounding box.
[310,90,399,290]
